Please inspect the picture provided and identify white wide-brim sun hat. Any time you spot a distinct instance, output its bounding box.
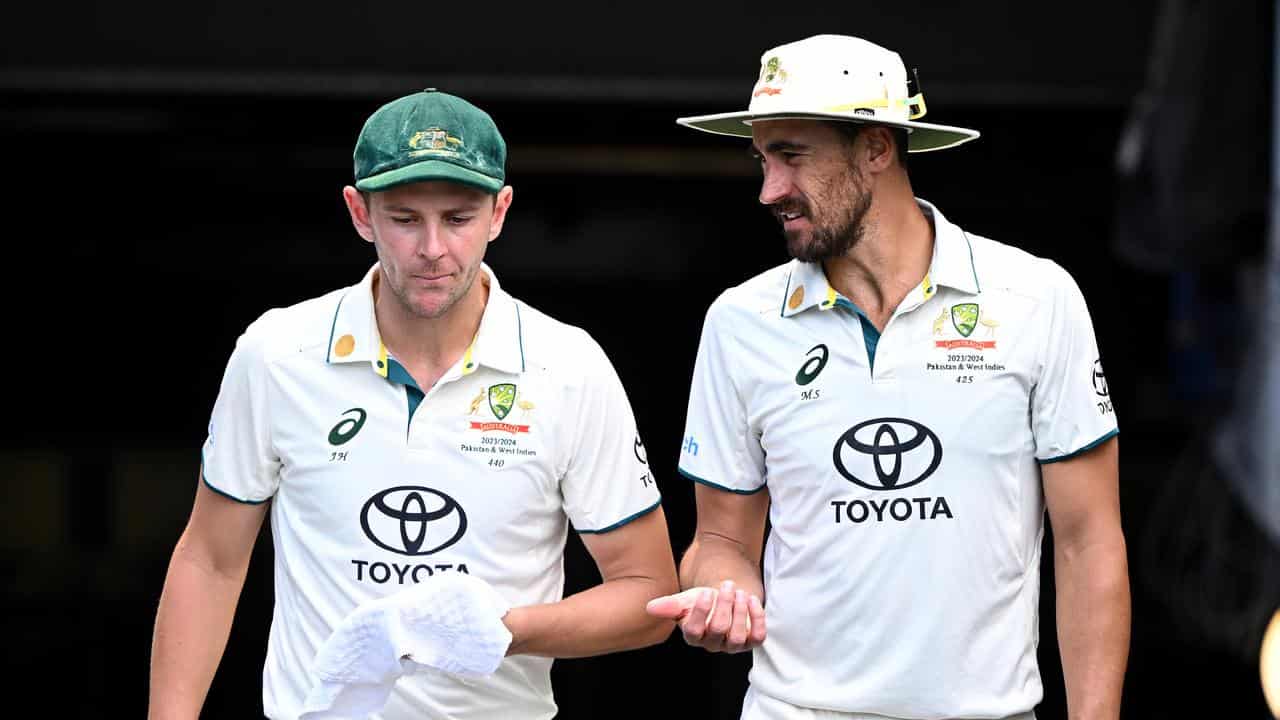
[678,34,979,153]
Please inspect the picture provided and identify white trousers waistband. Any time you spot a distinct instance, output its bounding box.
[740,686,1036,720]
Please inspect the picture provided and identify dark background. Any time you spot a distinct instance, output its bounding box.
[3,1,1278,717]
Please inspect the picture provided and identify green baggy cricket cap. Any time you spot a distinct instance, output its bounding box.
[354,89,506,194]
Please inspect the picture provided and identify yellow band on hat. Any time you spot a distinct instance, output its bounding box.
[823,98,890,112]
[822,93,928,120]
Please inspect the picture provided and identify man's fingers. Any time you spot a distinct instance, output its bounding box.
[681,587,716,640]
[644,588,705,620]
[726,589,751,649]
[650,582,762,653]
[747,594,767,645]
[707,580,736,637]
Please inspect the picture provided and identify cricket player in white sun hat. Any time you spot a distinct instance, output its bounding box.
[647,34,1130,720]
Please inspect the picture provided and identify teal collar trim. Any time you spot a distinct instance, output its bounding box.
[861,318,881,373]
[384,356,420,390]
[384,356,425,428]
[833,297,881,373]
[325,292,348,364]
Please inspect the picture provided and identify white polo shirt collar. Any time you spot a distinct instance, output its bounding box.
[779,198,981,319]
[324,262,525,381]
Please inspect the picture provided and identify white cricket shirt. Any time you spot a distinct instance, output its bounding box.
[202,263,660,720]
[678,200,1118,719]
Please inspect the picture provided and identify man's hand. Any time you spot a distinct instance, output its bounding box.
[645,580,766,653]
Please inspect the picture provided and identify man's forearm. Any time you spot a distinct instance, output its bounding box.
[503,575,674,658]
[148,542,250,720]
[1055,534,1130,720]
[679,534,765,600]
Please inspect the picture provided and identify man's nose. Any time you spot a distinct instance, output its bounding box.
[416,222,448,260]
[759,165,793,206]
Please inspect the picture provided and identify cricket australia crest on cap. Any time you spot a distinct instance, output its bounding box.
[408,127,463,158]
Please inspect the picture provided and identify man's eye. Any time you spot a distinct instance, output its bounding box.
[390,216,416,224]
[448,215,474,225]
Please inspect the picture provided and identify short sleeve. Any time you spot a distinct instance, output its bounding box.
[200,319,281,503]
[677,299,767,493]
[559,333,661,533]
[1032,264,1120,463]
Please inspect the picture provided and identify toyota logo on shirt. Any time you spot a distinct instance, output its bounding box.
[1092,359,1109,397]
[832,418,943,491]
[360,486,468,556]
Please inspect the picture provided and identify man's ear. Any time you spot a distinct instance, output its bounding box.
[861,127,896,173]
[342,186,376,243]
[488,186,514,242]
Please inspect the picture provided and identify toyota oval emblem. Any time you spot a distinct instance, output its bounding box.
[832,418,943,491]
[1092,359,1109,397]
[360,486,467,556]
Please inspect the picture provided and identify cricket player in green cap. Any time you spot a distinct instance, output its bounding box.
[148,89,678,720]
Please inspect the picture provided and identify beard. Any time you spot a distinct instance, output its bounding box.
[777,170,873,263]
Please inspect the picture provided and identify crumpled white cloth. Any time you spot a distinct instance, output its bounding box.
[298,573,513,720]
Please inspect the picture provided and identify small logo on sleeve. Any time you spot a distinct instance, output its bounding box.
[635,436,653,487]
[1094,359,1114,415]
[682,435,700,457]
[1092,359,1109,397]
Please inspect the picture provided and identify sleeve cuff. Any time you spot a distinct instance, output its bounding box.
[575,498,662,534]
[1037,428,1119,465]
[201,449,271,505]
[677,467,766,495]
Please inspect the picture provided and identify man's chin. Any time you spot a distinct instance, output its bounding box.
[785,231,826,263]
[412,300,456,320]
[403,289,457,319]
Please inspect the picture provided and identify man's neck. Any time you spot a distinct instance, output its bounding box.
[373,270,489,391]
[822,188,933,331]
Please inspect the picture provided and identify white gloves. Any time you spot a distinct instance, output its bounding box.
[298,573,513,720]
